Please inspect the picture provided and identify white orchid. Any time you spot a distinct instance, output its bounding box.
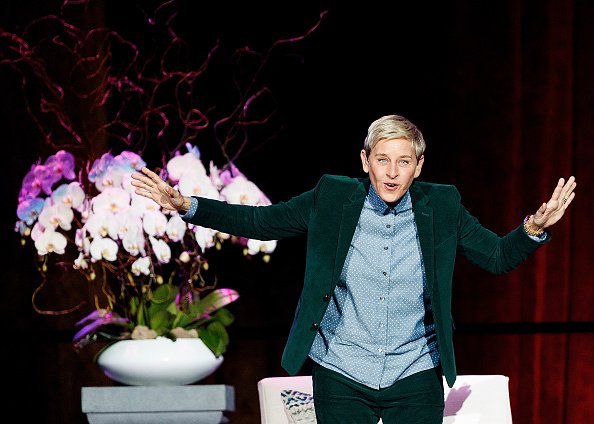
[246,239,278,255]
[194,226,217,252]
[90,237,118,261]
[166,149,207,183]
[17,146,276,358]
[149,236,171,264]
[51,182,85,209]
[122,231,146,256]
[116,208,143,239]
[131,191,161,215]
[74,253,89,270]
[34,227,67,255]
[85,209,119,240]
[142,210,168,237]
[220,175,270,206]
[178,170,220,200]
[165,214,187,242]
[92,187,130,214]
[131,256,151,276]
[38,200,74,231]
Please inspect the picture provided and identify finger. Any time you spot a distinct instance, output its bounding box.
[131,172,154,186]
[561,175,575,190]
[134,189,152,199]
[166,186,179,198]
[563,192,576,208]
[141,167,163,183]
[131,179,153,192]
[560,178,577,206]
[562,178,576,198]
[550,177,565,202]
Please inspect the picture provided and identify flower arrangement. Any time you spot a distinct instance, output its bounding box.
[5,0,323,361]
[15,144,276,356]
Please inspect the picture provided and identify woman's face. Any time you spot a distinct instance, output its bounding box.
[360,138,424,205]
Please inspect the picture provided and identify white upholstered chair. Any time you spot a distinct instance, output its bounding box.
[258,374,513,424]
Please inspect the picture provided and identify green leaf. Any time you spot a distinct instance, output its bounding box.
[137,302,146,326]
[148,286,179,320]
[148,285,179,317]
[129,297,139,317]
[199,321,229,357]
[173,311,193,329]
[187,289,239,321]
[148,308,174,333]
[165,301,178,315]
[184,307,234,332]
[152,284,179,304]
[212,308,235,327]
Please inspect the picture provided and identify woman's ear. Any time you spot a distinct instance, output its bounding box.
[414,155,425,178]
[360,149,369,173]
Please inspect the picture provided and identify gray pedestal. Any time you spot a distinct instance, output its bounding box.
[82,385,234,424]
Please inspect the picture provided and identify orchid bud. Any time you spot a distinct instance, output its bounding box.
[263,254,271,263]
[156,275,164,284]
[179,251,191,263]
[202,262,209,271]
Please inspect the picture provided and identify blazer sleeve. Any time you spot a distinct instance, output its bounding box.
[183,179,321,241]
[455,188,551,274]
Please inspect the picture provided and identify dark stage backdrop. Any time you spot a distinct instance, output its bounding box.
[1,1,592,423]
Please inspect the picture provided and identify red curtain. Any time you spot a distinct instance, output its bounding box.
[447,1,594,422]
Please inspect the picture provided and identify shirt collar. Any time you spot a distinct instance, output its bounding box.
[367,184,412,215]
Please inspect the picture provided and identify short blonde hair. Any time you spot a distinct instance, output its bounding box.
[363,114,426,159]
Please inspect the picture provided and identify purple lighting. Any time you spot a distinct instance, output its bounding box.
[1,0,327,163]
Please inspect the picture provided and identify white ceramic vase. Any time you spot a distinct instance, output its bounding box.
[96,337,224,386]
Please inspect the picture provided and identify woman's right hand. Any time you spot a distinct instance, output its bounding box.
[131,167,189,212]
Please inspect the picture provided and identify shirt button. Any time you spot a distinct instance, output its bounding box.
[378,348,383,353]
[379,323,384,328]
[311,322,319,330]
[322,293,331,302]
[382,271,387,276]
[379,296,385,301]
[384,246,388,250]
[386,224,391,228]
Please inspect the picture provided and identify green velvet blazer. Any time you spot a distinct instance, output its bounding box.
[188,174,549,387]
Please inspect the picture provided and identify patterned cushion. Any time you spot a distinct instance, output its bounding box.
[280,389,317,423]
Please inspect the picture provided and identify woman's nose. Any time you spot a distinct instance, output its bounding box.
[386,163,398,178]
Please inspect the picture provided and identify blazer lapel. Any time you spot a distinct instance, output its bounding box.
[410,183,435,296]
[332,179,368,286]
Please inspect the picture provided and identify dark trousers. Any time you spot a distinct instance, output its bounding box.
[312,363,444,424]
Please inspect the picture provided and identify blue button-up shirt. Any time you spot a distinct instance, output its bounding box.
[309,187,439,389]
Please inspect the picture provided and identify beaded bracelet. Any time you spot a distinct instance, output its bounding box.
[523,214,545,237]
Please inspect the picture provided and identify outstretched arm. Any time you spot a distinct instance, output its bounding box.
[130,167,191,213]
[524,176,576,234]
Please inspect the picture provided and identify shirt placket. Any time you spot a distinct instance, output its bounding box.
[376,211,394,358]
